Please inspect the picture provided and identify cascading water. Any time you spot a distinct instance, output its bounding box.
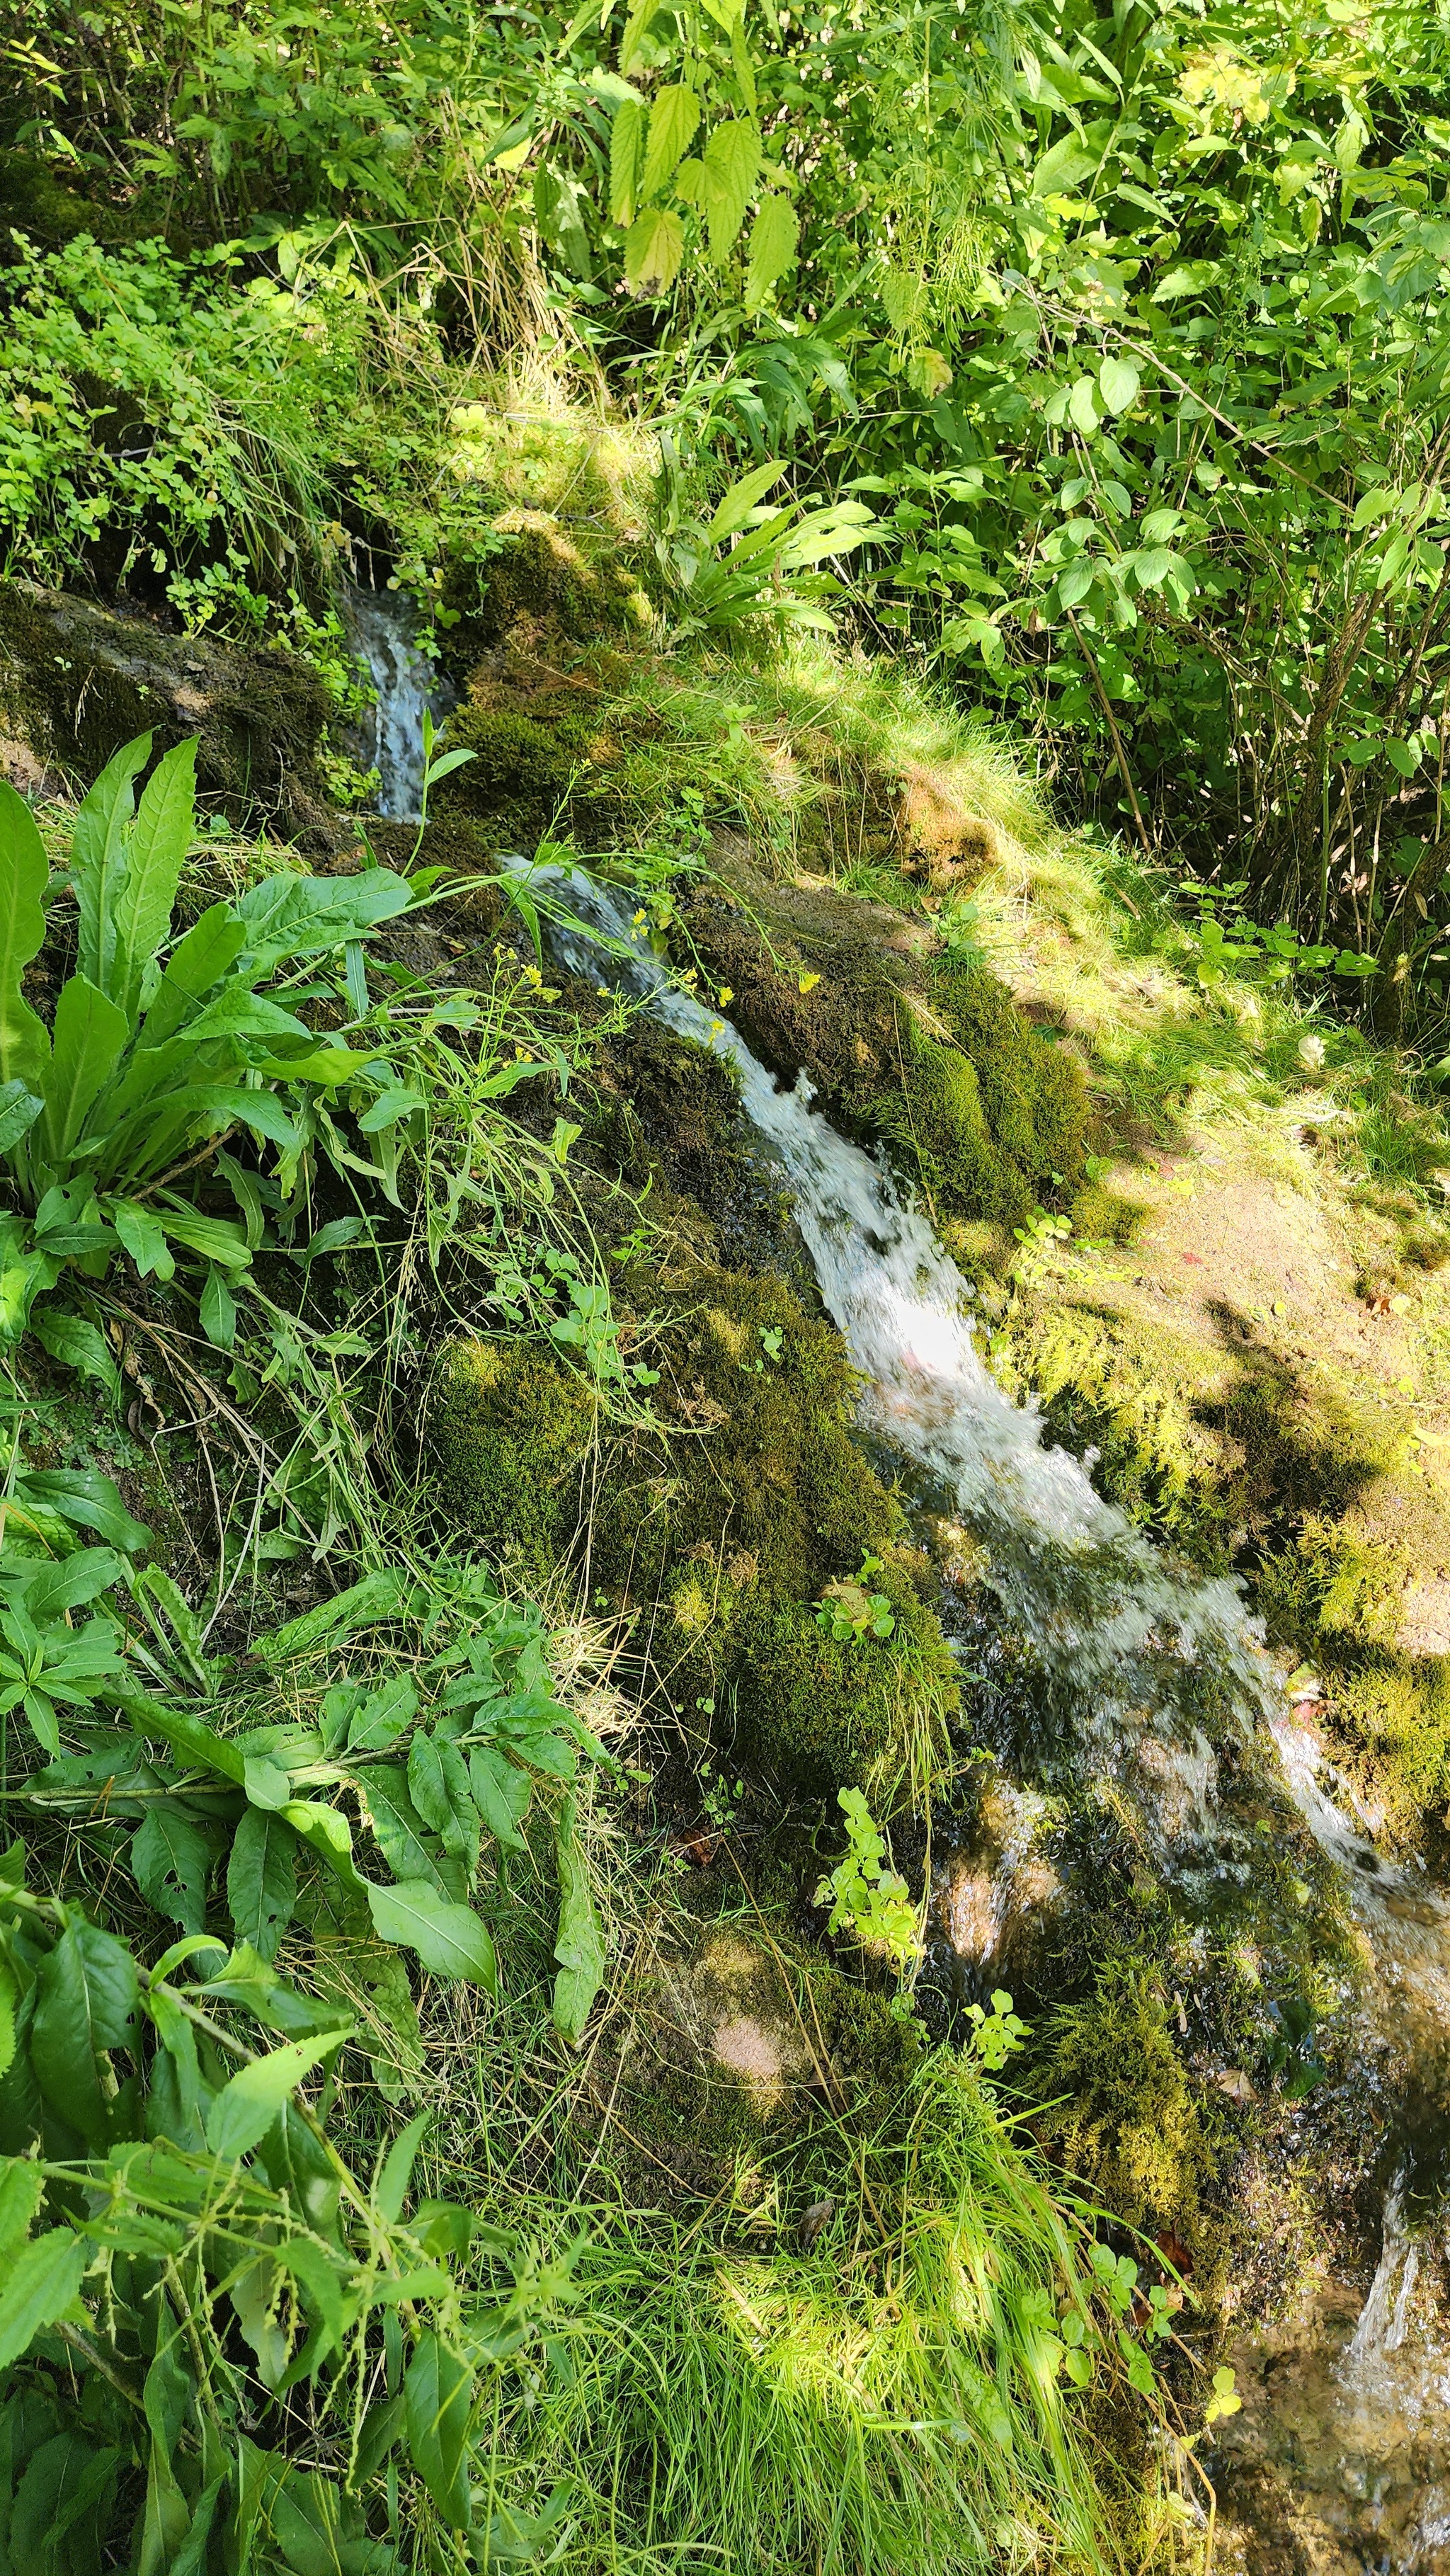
[357,612,1450,2566]
[341,583,453,821]
[510,855,1450,2573]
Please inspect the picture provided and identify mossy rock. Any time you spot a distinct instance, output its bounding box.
[680,882,1087,1253]
[438,510,649,676]
[428,1270,957,1791]
[1034,1956,1220,2258]
[0,152,136,256]
[0,583,340,844]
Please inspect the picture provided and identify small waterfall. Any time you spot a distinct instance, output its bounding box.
[341,583,453,820]
[518,858,1269,1835]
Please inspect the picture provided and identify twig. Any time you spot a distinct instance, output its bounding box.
[1063,608,1153,872]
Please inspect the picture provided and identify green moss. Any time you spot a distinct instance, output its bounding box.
[1034,1957,1218,2252]
[680,887,1088,1257]
[428,1270,957,1791]
[428,1338,597,1585]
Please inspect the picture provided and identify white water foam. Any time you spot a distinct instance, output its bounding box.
[342,583,452,821]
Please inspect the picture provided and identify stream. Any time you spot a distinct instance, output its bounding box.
[360,664,1450,2565]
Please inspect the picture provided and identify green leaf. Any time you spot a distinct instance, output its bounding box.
[130,1806,212,1936]
[553,1805,605,2044]
[624,204,685,292]
[200,1265,238,1350]
[27,1308,122,1403]
[0,1079,42,1156]
[253,1570,416,1665]
[227,1808,299,1964]
[109,1198,176,1282]
[366,1880,498,1991]
[1066,375,1101,436]
[609,96,644,226]
[641,84,700,201]
[0,780,52,1090]
[468,1747,532,1854]
[376,2109,430,2224]
[743,194,797,310]
[205,2026,350,2162]
[404,2332,474,2526]
[0,2157,44,2264]
[36,975,130,1166]
[700,117,760,261]
[707,458,787,545]
[72,732,149,997]
[15,1467,150,1555]
[1098,353,1141,412]
[362,1766,461,1899]
[156,1207,251,1269]
[110,737,195,1021]
[31,1915,140,2145]
[0,2230,88,2369]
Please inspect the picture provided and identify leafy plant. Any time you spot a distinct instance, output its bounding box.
[656,460,877,638]
[0,1837,577,2568]
[0,734,413,1345]
[814,1554,896,1644]
[965,1988,1029,2073]
[814,1786,920,1973]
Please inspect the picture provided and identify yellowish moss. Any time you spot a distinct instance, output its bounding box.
[1035,1957,1218,2255]
[428,1338,598,1584]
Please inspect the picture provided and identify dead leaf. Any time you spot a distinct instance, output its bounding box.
[799,2196,835,2249]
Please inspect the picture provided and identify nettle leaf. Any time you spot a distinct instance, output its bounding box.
[641,84,700,202]
[624,204,685,293]
[205,2027,350,2162]
[366,1880,498,1991]
[700,117,760,261]
[130,1806,213,1936]
[227,1808,299,1964]
[0,2228,89,2369]
[744,194,798,310]
[404,2331,474,2526]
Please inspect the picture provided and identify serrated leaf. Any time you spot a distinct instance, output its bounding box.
[227,1808,298,1964]
[0,2229,88,2369]
[744,194,797,310]
[700,117,760,261]
[205,2027,350,2162]
[624,203,685,292]
[32,1915,139,2145]
[641,84,700,202]
[366,1881,498,1991]
[131,1806,212,1936]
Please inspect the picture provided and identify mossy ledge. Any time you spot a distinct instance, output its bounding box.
[426,1267,958,1794]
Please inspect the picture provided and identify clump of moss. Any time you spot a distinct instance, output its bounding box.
[428,1269,957,1791]
[1034,1957,1218,2253]
[438,508,649,674]
[428,1338,598,1585]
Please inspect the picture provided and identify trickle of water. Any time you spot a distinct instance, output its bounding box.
[522,858,1269,1823]
[342,583,453,820]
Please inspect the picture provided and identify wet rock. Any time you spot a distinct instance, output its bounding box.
[0,583,344,847]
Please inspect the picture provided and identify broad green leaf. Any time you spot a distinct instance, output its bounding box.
[641,84,700,201]
[0,780,52,1090]
[743,194,797,311]
[280,1799,367,1896]
[36,975,129,1165]
[205,2026,350,2162]
[1098,354,1141,412]
[15,1543,123,1620]
[1029,134,1098,198]
[200,1264,238,1350]
[0,2230,88,2369]
[110,737,195,1022]
[0,1964,15,2085]
[71,731,149,998]
[610,96,644,225]
[468,1747,532,1854]
[700,117,760,261]
[0,1078,42,1156]
[346,1675,417,1753]
[0,2155,43,2263]
[253,1570,416,1664]
[404,2332,474,2526]
[707,459,787,545]
[1066,375,1100,435]
[362,1765,462,1900]
[32,1917,139,2145]
[624,204,685,293]
[366,1880,498,1991]
[553,1806,606,2044]
[155,1207,251,1269]
[135,903,246,1049]
[109,1197,176,1281]
[27,1307,121,1401]
[15,1467,150,1554]
[130,1806,212,1935]
[227,1808,299,1964]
